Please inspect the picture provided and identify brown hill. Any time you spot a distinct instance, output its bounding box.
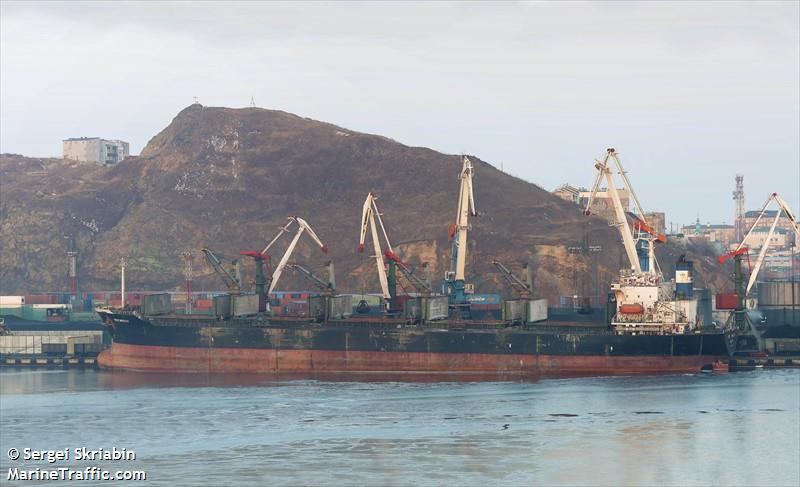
[0,105,730,301]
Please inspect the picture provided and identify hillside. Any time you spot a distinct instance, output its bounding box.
[0,105,730,301]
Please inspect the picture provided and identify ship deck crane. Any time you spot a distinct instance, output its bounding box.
[385,251,432,295]
[287,262,335,295]
[732,192,800,296]
[201,247,241,295]
[268,217,328,294]
[584,148,661,275]
[444,156,477,305]
[492,261,532,298]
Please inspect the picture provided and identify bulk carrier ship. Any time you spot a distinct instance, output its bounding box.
[96,149,734,378]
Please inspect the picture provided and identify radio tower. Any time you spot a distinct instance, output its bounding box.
[733,174,745,242]
[181,251,194,314]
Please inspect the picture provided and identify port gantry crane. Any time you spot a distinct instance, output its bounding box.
[266,217,329,294]
[444,155,477,309]
[358,192,433,311]
[736,193,799,296]
[584,148,665,277]
[718,192,800,329]
[358,192,393,305]
[201,247,242,295]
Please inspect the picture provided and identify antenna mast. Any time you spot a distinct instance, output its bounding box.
[733,174,745,243]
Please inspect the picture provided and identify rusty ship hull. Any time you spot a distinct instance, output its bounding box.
[96,311,731,379]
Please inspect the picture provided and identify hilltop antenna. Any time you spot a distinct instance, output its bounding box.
[249,96,256,108]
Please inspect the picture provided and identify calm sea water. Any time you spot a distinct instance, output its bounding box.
[1,369,798,486]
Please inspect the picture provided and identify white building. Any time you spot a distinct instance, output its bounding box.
[63,137,129,165]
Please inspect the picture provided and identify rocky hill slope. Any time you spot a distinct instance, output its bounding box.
[0,105,730,301]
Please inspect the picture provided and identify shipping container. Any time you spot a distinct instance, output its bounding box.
[286,301,308,317]
[716,293,739,310]
[0,296,25,306]
[25,295,57,305]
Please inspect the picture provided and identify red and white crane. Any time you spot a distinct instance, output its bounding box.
[732,192,799,295]
[267,217,328,294]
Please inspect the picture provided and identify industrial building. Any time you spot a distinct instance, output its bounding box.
[62,137,129,165]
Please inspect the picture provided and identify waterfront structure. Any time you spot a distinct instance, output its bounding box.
[62,137,129,165]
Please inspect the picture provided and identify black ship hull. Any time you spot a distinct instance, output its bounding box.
[97,311,732,378]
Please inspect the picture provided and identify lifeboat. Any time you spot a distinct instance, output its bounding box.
[619,303,644,314]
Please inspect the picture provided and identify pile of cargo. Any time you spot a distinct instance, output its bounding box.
[268,291,312,316]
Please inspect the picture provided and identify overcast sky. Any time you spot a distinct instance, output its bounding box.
[1,1,798,227]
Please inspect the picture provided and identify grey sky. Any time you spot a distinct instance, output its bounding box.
[1,1,798,227]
